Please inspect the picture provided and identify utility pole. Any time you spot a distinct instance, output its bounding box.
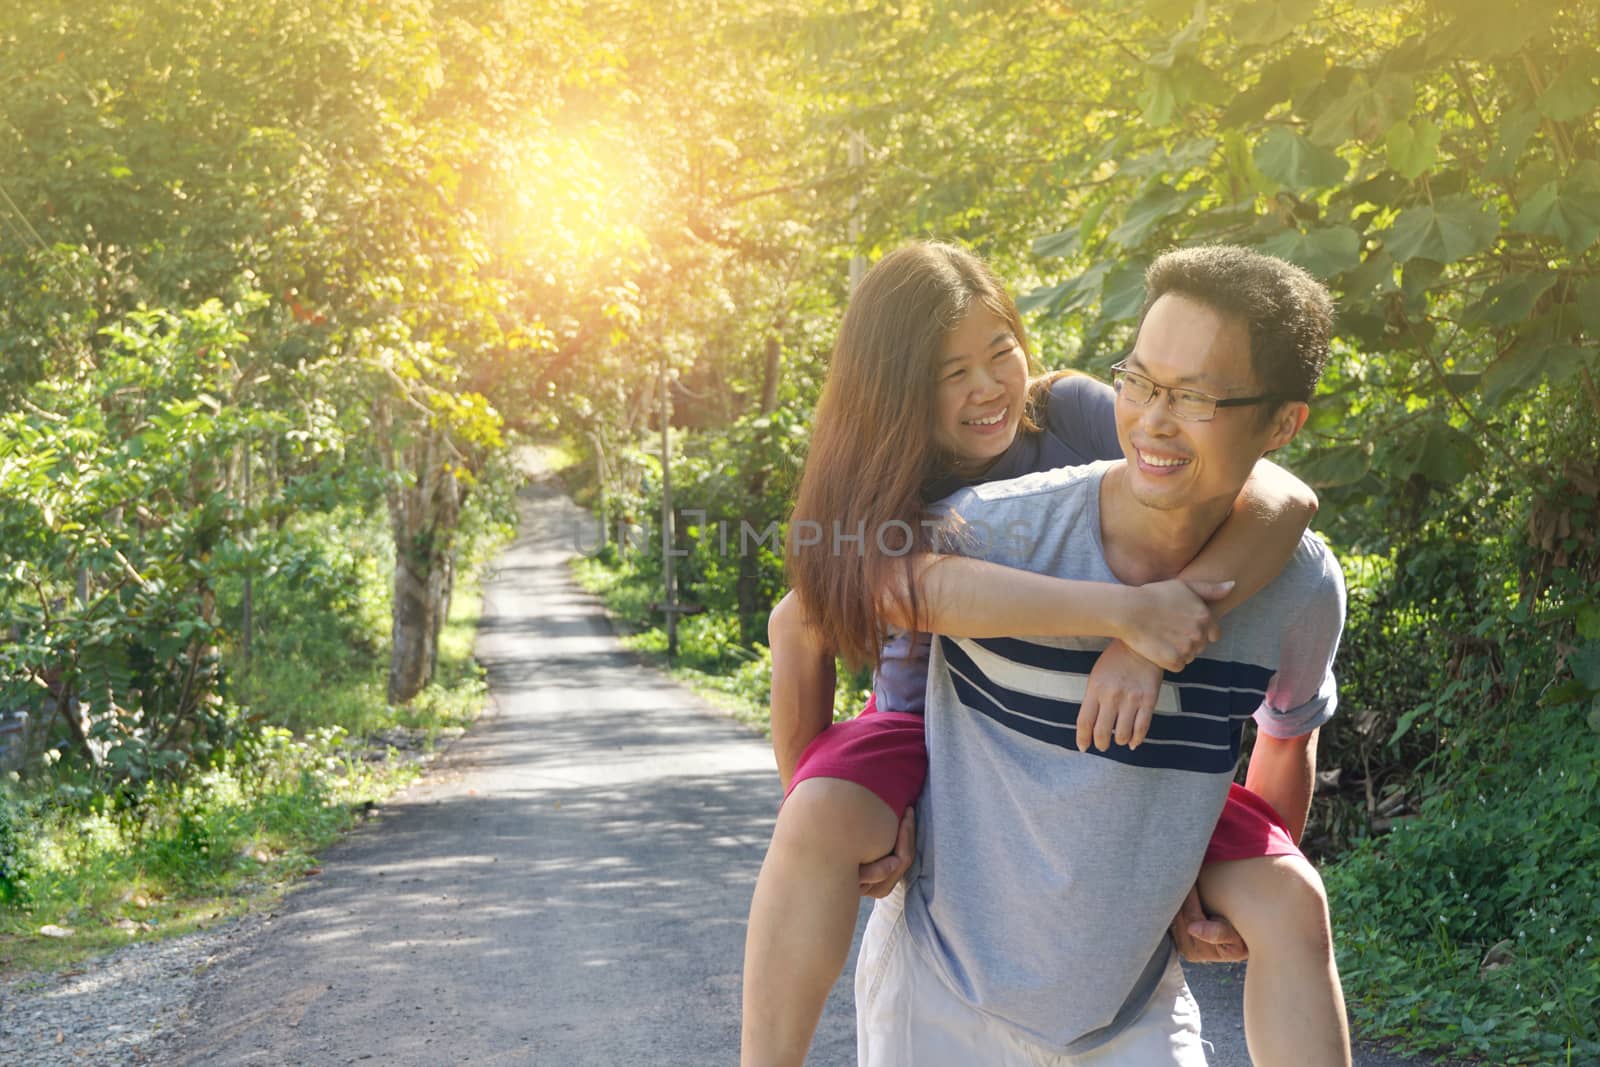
[242,436,253,670]
[658,356,679,658]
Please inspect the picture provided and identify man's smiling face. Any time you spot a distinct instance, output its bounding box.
[1116,292,1300,514]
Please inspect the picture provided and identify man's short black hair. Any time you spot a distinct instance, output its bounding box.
[1140,245,1334,403]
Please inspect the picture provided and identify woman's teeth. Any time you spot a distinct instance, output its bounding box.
[965,408,1006,426]
[1139,450,1189,468]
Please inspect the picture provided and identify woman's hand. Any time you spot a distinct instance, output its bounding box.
[1170,884,1249,962]
[1077,639,1166,751]
[1115,578,1229,673]
[857,807,915,898]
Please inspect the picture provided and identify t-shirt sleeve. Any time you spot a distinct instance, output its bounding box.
[1253,544,1347,739]
[1047,374,1122,464]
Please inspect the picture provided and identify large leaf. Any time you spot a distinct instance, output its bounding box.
[1297,443,1373,489]
[1511,179,1600,254]
[1387,421,1483,484]
[1341,250,1400,309]
[1230,0,1319,45]
[1481,341,1596,404]
[1382,196,1500,264]
[1141,67,1179,126]
[1484,110,1542,180]
[1578,279,1600,339]
[1463,273,1558,327]
[1259,225,1362,278]
[1147,3,1208,69]
[1108,184,1200,248]
[1384,118,1441,180]
[1099,262,1149,322]
[1570,641,1600,691]
[1308,72,1413,145]
[1217,130,1273,201]
[1538,65,1600,123]
[1119,138,1218,180]
[1254,128,1349,189]
[1437,0,1559,58]
[1222,47,1326,125]
[1019,262,1111,317]
[1031,228,1081,259]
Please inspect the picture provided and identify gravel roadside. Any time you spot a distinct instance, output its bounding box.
[0,727,463,1067]
[0,921,237,1066]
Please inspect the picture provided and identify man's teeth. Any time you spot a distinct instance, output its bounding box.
[1139,450,1189,468]
[965,408,1006,426]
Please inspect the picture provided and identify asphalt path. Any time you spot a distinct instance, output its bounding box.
[164,468,1424,1066]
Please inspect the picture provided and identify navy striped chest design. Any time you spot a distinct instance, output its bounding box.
[937,635,1274,774]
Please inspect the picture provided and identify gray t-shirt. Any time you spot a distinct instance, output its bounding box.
[897,460,1345,1053]
[874,374,1121,712]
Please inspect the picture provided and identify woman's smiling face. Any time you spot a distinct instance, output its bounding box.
[931,305,1028,472]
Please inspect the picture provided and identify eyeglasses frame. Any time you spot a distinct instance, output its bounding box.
[1109,359,1284,423]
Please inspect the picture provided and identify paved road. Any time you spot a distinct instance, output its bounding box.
[164,469,1423,1065]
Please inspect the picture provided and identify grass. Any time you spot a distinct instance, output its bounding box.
[569,551,872,737]
[0,521,499,978]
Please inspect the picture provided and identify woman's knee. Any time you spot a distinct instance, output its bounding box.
[1207,854,1332,951]
[773,777,899,864]
[1259,856,1333,949]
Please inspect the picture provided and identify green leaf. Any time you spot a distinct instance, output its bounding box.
[1481,341,1595,404]
[1384,118,1441,180]
[1571,641,1600,691]
[1141,67,1179,126]
[1308,72,1413,145]
[1463,273,1557,327]
[1537,65,1600,123]
[1020,262,1111,317]
[1119,138,1218,180]
[1031,228,1081,259]
[1576,604,1600,641]
[1217,130,1272,200]
[1545,678,1591,706]
[1230,0,1318,45]
[1099,262,1148,322]
[1438,0,1556,58]
[1589,696,1600,734]
[1297,443,1372,488]
[1485,110,1542,180]
[1109,184,1200,248]
[1254,128,1349,189]
[1382,195,1500,264]
[1222,47,1326,125]
[1511,179,1600,254]
[1388,422,1483,484]
[1389,701,1430,745]
[1341,250,1400,306]
[1259,225,1362,278]
[1578,279,1600,339]
[1148,3,1208,69]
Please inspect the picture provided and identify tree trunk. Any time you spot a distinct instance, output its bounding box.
[759,334,780,415]
[386,428,464,705]
[738,335,782,644]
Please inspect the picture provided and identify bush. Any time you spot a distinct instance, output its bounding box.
[1326,715,1600,1063]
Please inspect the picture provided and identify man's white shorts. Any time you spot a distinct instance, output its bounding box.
[855,885,1209,1066]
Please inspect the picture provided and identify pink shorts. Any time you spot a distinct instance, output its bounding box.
[788,698,1303,864]
[1204,781,1301,863]
[786,695,927,815]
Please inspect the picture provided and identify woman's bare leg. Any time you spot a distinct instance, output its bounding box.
[741,777,900,1067]
[1197,854,1352,1067]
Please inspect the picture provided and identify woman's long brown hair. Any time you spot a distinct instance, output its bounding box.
[786,242,1034,670]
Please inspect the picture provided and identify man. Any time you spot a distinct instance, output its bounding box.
[856,245,1345,1065]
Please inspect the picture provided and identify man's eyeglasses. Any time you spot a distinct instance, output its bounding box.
[1110,361,1282,423]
